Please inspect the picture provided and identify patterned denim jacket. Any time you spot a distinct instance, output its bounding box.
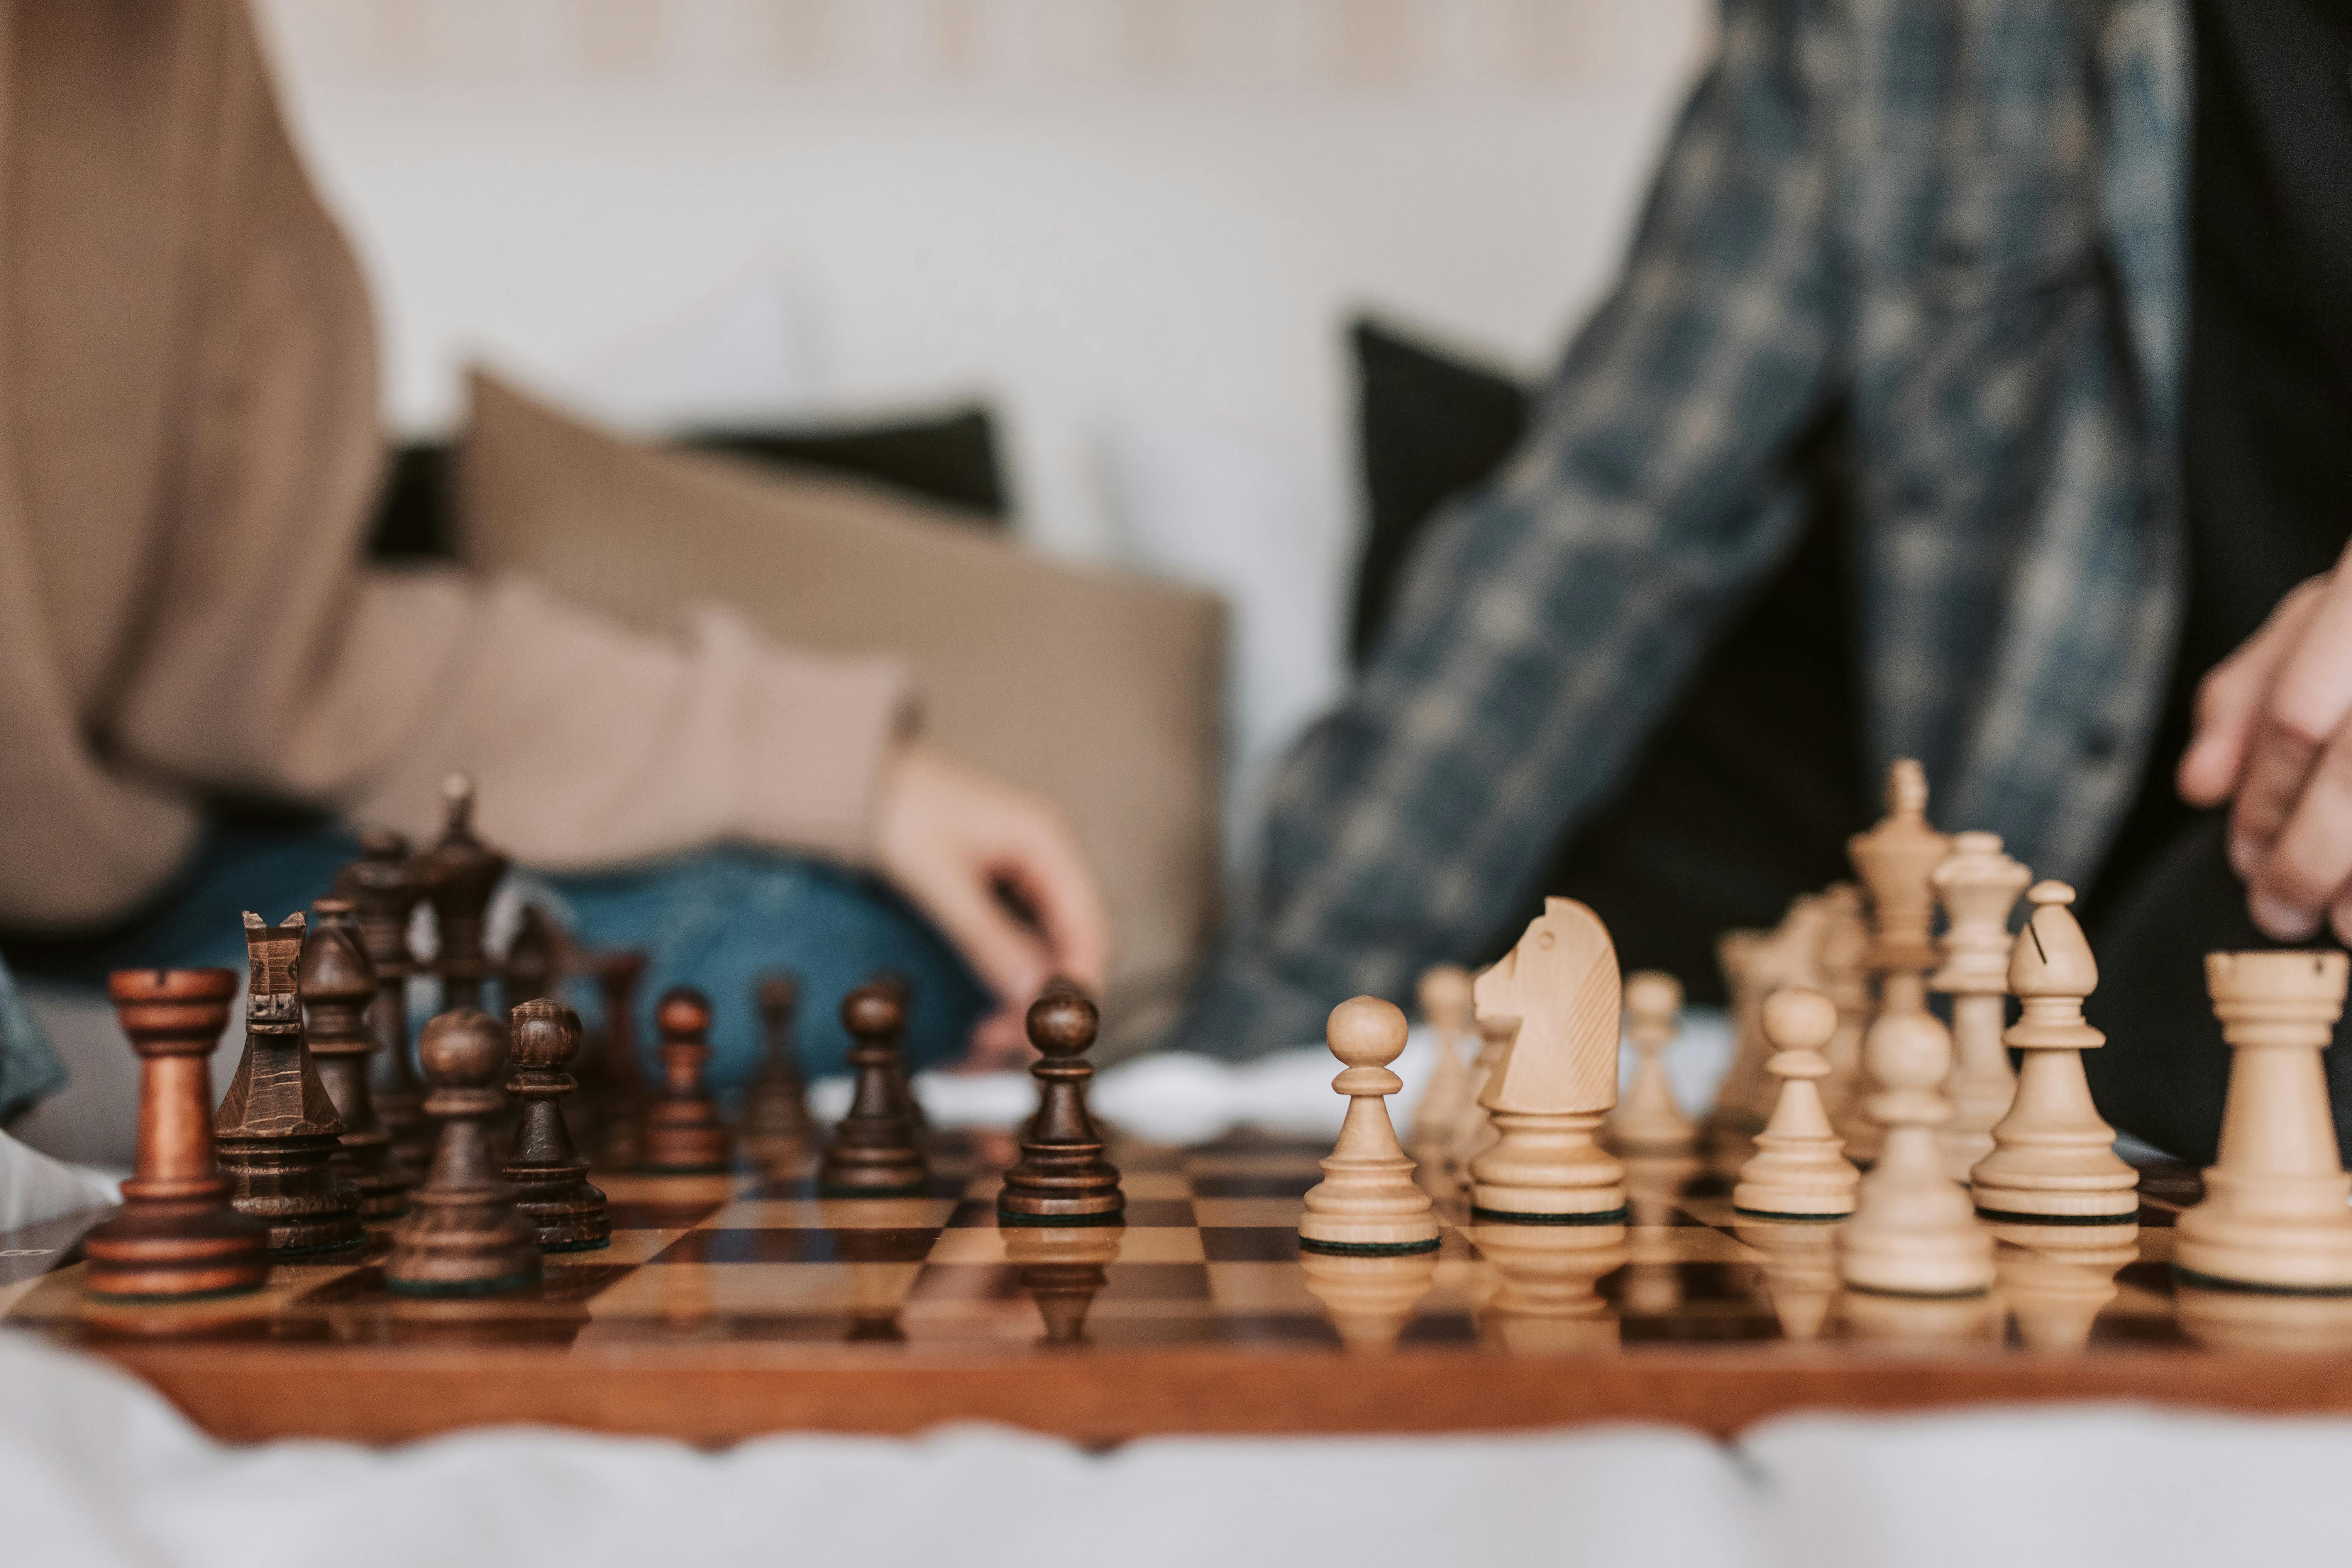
[1172,0,2194,1058]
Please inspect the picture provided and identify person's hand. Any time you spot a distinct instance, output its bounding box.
[871,739,1112,1067]
[2179,543,2352,943]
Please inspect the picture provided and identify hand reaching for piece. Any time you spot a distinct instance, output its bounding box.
[872,740,1112,1067]
[2180,544,2352,944]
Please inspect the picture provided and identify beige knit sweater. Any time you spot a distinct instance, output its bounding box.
[0,2,913,931]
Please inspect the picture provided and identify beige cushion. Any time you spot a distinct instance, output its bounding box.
[455,369,1224,1032]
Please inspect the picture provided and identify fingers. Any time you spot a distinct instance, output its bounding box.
[989,802,1113,992]
[955,1005,1036,1072]
[2245,715,2352,941]
[2225,571,2352,878]
[2180,579,2325,808]
[915,858,1057,1009]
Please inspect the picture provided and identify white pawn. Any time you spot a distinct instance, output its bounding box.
[1969,881,2138,1223]
[1839,1007,1993,1298]
[1609,971,1698,1154]
[2176,950,2352,1293]
[1734,989,1861,1219]
[1452,1013,1514,1190]
[1299,997,1441,1256]
[1932,832,2032,1181]
[1409,965,1476,1165]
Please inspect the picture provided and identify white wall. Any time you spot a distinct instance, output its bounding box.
[253,0,1709,856]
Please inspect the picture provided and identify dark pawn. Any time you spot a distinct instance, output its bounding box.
[742,974,815,1150]
[388,1010,541,1296]
[819,984,928,1197]
[419,774,508,1012]
[503,999,610,1251]
[874,971,928,1136]
[641,988,733,1174]
[585,950,652,1171]
[301,902,411,1223]
[215,912,364,1255]
[999,988,1124,1226]
[504,905,561,1024]
[84,969,269,1301]
[335,831,432,1181]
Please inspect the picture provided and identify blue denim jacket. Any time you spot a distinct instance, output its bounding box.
[1173,0,2193,1058]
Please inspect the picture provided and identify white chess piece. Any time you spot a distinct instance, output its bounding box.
[1410,965,1476,1178]
[1609,971,1697,1154]
[1468,898,1627,1224]
[1932,832,2031,1180]
[1734,988,1861,1219]
[2176,951,2352,1293]
[1838,1006,1994,1298]
[1968,881,2138,1223]
[1298,997,1441,1256]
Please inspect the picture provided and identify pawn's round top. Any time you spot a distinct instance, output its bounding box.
[1326,995,1409,1068]
[1026,989,1098,1058]
[418,1009,509,1087]
[108,966,237,1008]
[1949,828,2003,857]
[1863,1006,1949,1090]
[1417,964,1472,1026]
[1624,970,1682,1024]
[657,986,711,1036]
[2029,879,2074,909]
[759,974,798,1014]
[1762,987,1837,1051]
[297,915,374,1005]
[842,982,904,1038]
[508,998,583,1068]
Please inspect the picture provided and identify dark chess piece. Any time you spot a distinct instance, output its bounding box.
[998,987,1124,1226]
[641,987,733,1174]
[504,904,561,1024]
[586,949,651,1171]
[503,998,610,1251]
[83,969,270,1300]
[387,1009,541,1296]
[215,912,364,1255]
[1005,1224,1126,1347]
[420,774,508,1012]
[742,973,815,1150]
[301,901,411,1223]
[819,983,929,1197]
[874,971,928,1136]
[336,830,433,1180]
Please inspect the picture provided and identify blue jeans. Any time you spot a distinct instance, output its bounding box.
[1,826,989,1104]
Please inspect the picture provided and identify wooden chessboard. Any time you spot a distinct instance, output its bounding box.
[10,1131,2352,1445]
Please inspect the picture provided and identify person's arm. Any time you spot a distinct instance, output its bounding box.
[2178,539,2352,943]
[1170,0,1848,1057]
[101,3,1107,1034]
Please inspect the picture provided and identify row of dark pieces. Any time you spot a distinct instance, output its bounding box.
[79,918,1124,1304]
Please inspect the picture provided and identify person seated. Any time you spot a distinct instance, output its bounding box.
[0,0,1109,1126]
[1170,0,2352,1165]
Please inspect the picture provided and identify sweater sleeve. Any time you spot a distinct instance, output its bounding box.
[103,0,913,868]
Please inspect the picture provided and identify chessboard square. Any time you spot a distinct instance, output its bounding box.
[1119,1173,1190,1200]
[588,1261,914,1316]
[925,1227,1206,1264]
[1206,1261,1320,1312]
[1190,1173,1320,1198]
[651,1228,942,1265]
[1626,1229,1761,1265]
[594,1228,688,1265]
[905,1261,1211,1304]
[1194,1197,1304,1228]
[604,1199,733,1230]
[702,1198,955,1230]
[1115,1199,1196,1227]
[1200,1226,1304,1262]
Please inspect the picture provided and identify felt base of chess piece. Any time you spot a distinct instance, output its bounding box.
[388,1010,542,1297]
[999,988,1124,1227]
[1299,1250,1439,1351]
[820,984,929,1198]
[1468,1111,1627,1226]
[83,969,273,1302]
[1006,1224,1125,1346]
[640,988,733,1175]
[504,999,611,1253]
[1299,997,1439,1255]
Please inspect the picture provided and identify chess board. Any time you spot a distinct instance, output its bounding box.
[10,1130,2352,1445]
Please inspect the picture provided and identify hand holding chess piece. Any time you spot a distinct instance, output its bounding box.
[1299,997,1441,1256]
